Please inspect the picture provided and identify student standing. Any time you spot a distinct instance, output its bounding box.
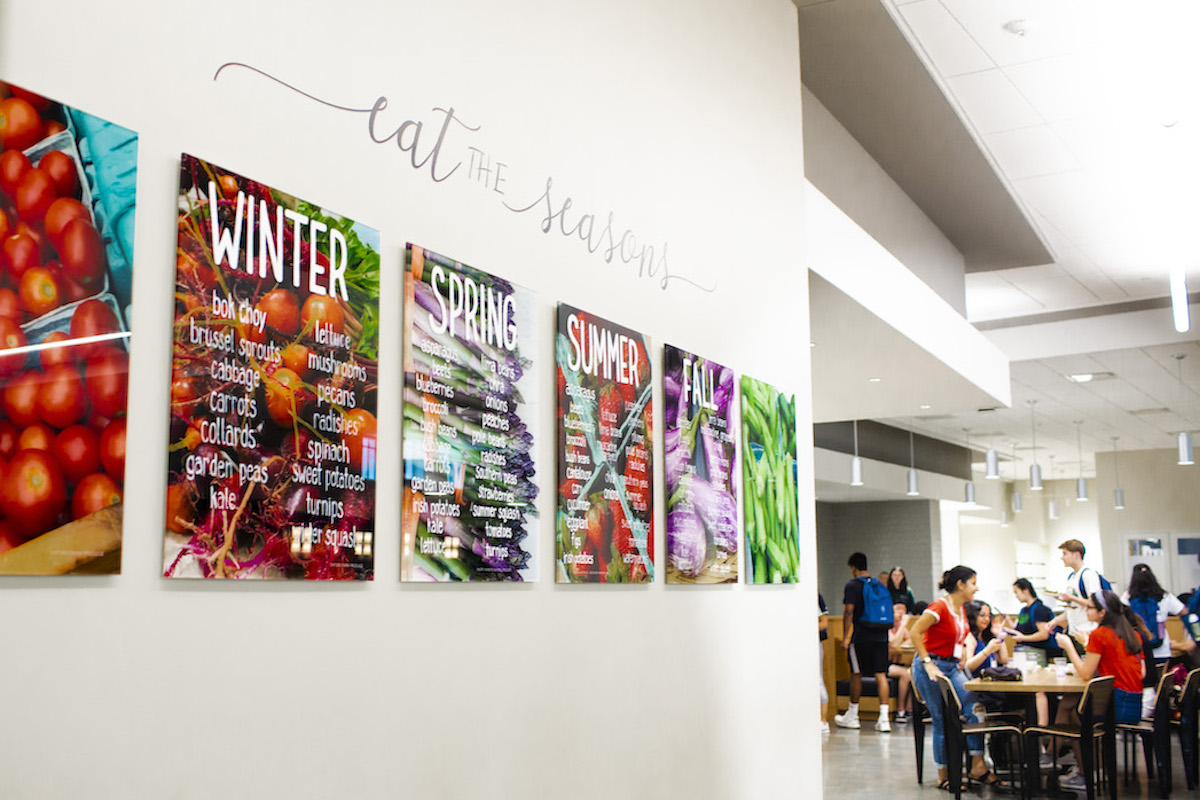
[1053,539,1105,640]
[835,552,892,732]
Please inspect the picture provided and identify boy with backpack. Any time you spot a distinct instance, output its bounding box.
[1053,539,1110,642]
[835,552,893,732]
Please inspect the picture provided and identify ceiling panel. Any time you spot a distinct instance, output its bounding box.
[946,68,1043,134]
[896,0,994,77]
[938,0,1091,67]
[1003,54,1105,122]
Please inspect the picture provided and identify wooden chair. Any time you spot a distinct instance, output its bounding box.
[908,665,933,784]
[1117,669,1173,798]
[935,673,1026,800]
[1171,667,1200,790]
[1023,676,1116,800]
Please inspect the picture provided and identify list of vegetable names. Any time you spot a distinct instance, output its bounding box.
[163,154,380,580]
[556,304,654,583]
[401,245,539,581]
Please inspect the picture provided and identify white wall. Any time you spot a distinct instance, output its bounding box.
[0,2,815,798]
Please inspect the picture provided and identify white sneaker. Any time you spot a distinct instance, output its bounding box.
[1059,772,1087,791]
[819,721,830,734]
[834,712,860,729]
[894,711,910,724]
[875,717,891,733]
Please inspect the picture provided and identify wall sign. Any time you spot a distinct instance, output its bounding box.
[163,154,379,580]
[740,375,798,585]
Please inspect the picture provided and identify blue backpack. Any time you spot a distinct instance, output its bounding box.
[1128,595,1163,649]
[858,576,894,628]
[1076,567,1112,597]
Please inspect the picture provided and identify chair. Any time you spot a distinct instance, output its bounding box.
[935,673,1026,800]
[1117,670,1172,798]
[908,666,933,784]
[1023,676,1116,800]
[1171,667,1200,790]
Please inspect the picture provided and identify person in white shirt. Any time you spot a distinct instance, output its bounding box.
[1053,539,1103,641]
[1121,563,1185,717]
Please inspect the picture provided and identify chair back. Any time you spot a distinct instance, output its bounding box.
[1182,667,1200,718]
[936,673,963,718]
[909,665,927,707]
[1075,675,1115,730]
[1150,668,1175,730]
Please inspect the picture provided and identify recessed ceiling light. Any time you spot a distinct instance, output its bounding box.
[1066,372,1115,383]
[919,404,931,410]
[868,377,882,383]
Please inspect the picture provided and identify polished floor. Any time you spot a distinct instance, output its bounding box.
[820,716,1193,799]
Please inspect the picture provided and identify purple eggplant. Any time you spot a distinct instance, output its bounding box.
[667,507,706,577]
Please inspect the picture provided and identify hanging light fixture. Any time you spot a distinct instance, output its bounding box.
[1075,421,1089,501]
[963,429,976,505]
[1112,436,1125,510]
[985,434,1000,480]
[1176,354,1194,466]
[1011,441,1023,512]
[1047,455,1060,520]
[1028,400,1043,490]
[850,420,864,486]
[907,430,919,496]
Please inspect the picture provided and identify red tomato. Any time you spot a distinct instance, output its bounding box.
[37,330,75,370]
[0,149,32,196]
[281,343,311,377]
[50,262,90,303]
[44,120,66,137]
[341,408,377,470]
[264,367,303,427]
[99,417,126,480]
[2,450,66,537]
[3,369,41,427]
[14,220,52,261]
[2,232,41,283]
[53,424,101,484]
[0,419,17,458]
[256,288,301,336]
[69,299,121,360]
[0,518,24,554]
[17,422,55,452]
[18,264,61,317]
[43,197,89,246]
[14,167,57,223]
[84,348,128,419]
[56,217,105,290]
[0,316,28,377]
[0,287,19,321]
[38,363,87,428]
[301,294,344,336]
[0,97,44,151]
[5,85,53,114]
[37,150,78,199]
[71,472,121,520]
[0,209,10,242]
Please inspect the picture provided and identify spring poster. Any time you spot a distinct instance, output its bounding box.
[401,245,539,581]
[163,154,379,580]
[664,345,737,584]
[0,81,136,575]
[555,303,653,583]
[740,375,798,584]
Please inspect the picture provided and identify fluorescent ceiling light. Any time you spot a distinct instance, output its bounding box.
[1066,372,1115,383]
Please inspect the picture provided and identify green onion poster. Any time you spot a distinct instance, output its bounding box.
[401,245,539,581]
[555,303,653,583]
[664,345,737,584]
[740,375,798,584]
[163,154,379,580]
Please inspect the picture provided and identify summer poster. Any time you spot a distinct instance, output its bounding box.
[0,81,136,575]
[555,303,653,583]
[163,154,379,580]
[664,345,737,584]
[401,245,539,581]
[740,375,798,584]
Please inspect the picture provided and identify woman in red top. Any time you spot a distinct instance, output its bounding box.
[1055,589,1145,724]
[911,565,1003,790]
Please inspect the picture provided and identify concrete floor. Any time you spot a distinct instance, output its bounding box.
[820,717,1193,799]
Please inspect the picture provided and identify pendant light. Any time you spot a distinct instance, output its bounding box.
[1176,354,1194,465]
[906,430,919,496]
[1028,400,1043,490]
[963,429,976,505]
[1010,441,1023,513]
[1112,436,1125,510]
[850,420,864,486]
[985,434,1000,480]
[1075,421,1089,501]
[1047,455,1060,520]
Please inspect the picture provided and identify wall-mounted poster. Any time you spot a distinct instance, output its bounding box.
[163,154,379,580]
[401,245,539,581]
[0,81,136,575]
[555,304,653,583]
[664,346,737,584]
[740,375,798,584]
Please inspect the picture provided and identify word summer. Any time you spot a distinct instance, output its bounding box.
[563,314,642,386]
[427,265,518,351]
[207,182,350,300]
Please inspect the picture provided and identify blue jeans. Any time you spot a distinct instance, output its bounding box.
[912,656,983,767]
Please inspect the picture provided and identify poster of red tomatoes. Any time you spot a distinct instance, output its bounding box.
[163,154,379,580]
[555,303,653,583]
[0,80,136,575]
